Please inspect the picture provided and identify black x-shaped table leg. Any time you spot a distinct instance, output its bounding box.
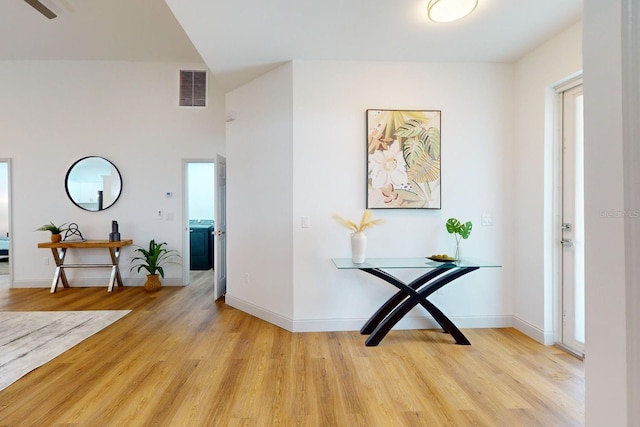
[358,266,480,346]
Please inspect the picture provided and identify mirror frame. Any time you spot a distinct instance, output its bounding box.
[65,156,123,212]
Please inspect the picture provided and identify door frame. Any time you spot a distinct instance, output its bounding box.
[182,158,216,286]
[0,158,13,289]
[551,74,583,355]
[213,154,226,300]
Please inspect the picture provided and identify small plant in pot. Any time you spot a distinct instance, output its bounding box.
[130,240,181,292]
[445,218,473,261]
[35,222,68,243]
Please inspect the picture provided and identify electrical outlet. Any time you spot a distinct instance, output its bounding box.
[301,216,310,228]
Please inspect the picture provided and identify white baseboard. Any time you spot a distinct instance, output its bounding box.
[292,314,513,333]
[513,316,554,345]
[11,277,186,289]
[12,279,51,289]
[226,295,514,334]
[292,316,442,333]
[225,295,293,331]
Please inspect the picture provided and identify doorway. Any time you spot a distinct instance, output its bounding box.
[186,161,216,290]
[0,160,11,289]
[558,82,585,357]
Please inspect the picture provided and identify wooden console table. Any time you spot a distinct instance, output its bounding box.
[38,240,133,293]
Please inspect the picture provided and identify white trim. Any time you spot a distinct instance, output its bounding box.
[181,159,190,287]
[225,295,293,331]
[12,277,185,289]
[622,0,640,420]
[182,158,217,285]
[548,86,564,345]
[293,315,513,333]
[513,316,555,345]
[548,73,584,349]
[228,293,513,334]
[0,159,12,289]
[555,342,584,360]
[12,280,57,289]
[554,73,583,93]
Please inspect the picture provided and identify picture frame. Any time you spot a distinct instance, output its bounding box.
[366,109,441,209]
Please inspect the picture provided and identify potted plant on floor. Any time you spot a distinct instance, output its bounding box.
[35,222,68,243]
[130,239,181,292]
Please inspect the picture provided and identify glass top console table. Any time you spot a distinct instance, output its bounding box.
[332,257,501,346]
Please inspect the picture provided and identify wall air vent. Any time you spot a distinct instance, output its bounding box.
[179,70,207,107]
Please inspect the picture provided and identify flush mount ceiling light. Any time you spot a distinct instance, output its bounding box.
[427,0,478,23]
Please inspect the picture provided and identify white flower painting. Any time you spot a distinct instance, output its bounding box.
[366,109,441,209]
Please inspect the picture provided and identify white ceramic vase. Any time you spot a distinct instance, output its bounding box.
[351,232,367,263]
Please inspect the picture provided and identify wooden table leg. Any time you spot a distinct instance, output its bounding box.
[107,247,124,292]
[49,248,70,293]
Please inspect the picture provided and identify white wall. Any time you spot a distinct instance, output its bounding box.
[225,63,295,325]
[0,60,225,287]
[512,23,583,343]
[583,0,628,424]
[227,60,514,332]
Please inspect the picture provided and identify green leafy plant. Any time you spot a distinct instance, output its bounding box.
[446,218,473,241]
[35,221,67,234]
[130,240,181,278]
[334,210,384,233]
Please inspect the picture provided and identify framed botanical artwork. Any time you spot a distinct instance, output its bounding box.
[366,109,441,209]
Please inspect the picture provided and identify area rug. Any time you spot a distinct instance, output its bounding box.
[0,310,130,391]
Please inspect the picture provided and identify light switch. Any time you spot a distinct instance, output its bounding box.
[301,216,310,228]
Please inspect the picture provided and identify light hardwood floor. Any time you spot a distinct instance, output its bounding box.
[0,272,584,426]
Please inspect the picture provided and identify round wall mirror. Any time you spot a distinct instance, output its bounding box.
[65,156,122,211]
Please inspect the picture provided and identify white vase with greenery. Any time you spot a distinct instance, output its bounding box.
[334,210,384,264]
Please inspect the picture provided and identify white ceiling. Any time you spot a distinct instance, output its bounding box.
[1,0,582,91]
[0,0,202,63]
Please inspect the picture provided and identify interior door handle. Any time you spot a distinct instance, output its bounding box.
[561,239,574,247]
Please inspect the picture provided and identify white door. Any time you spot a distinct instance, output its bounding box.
[560,84,585,357]
[214,154,227,299]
